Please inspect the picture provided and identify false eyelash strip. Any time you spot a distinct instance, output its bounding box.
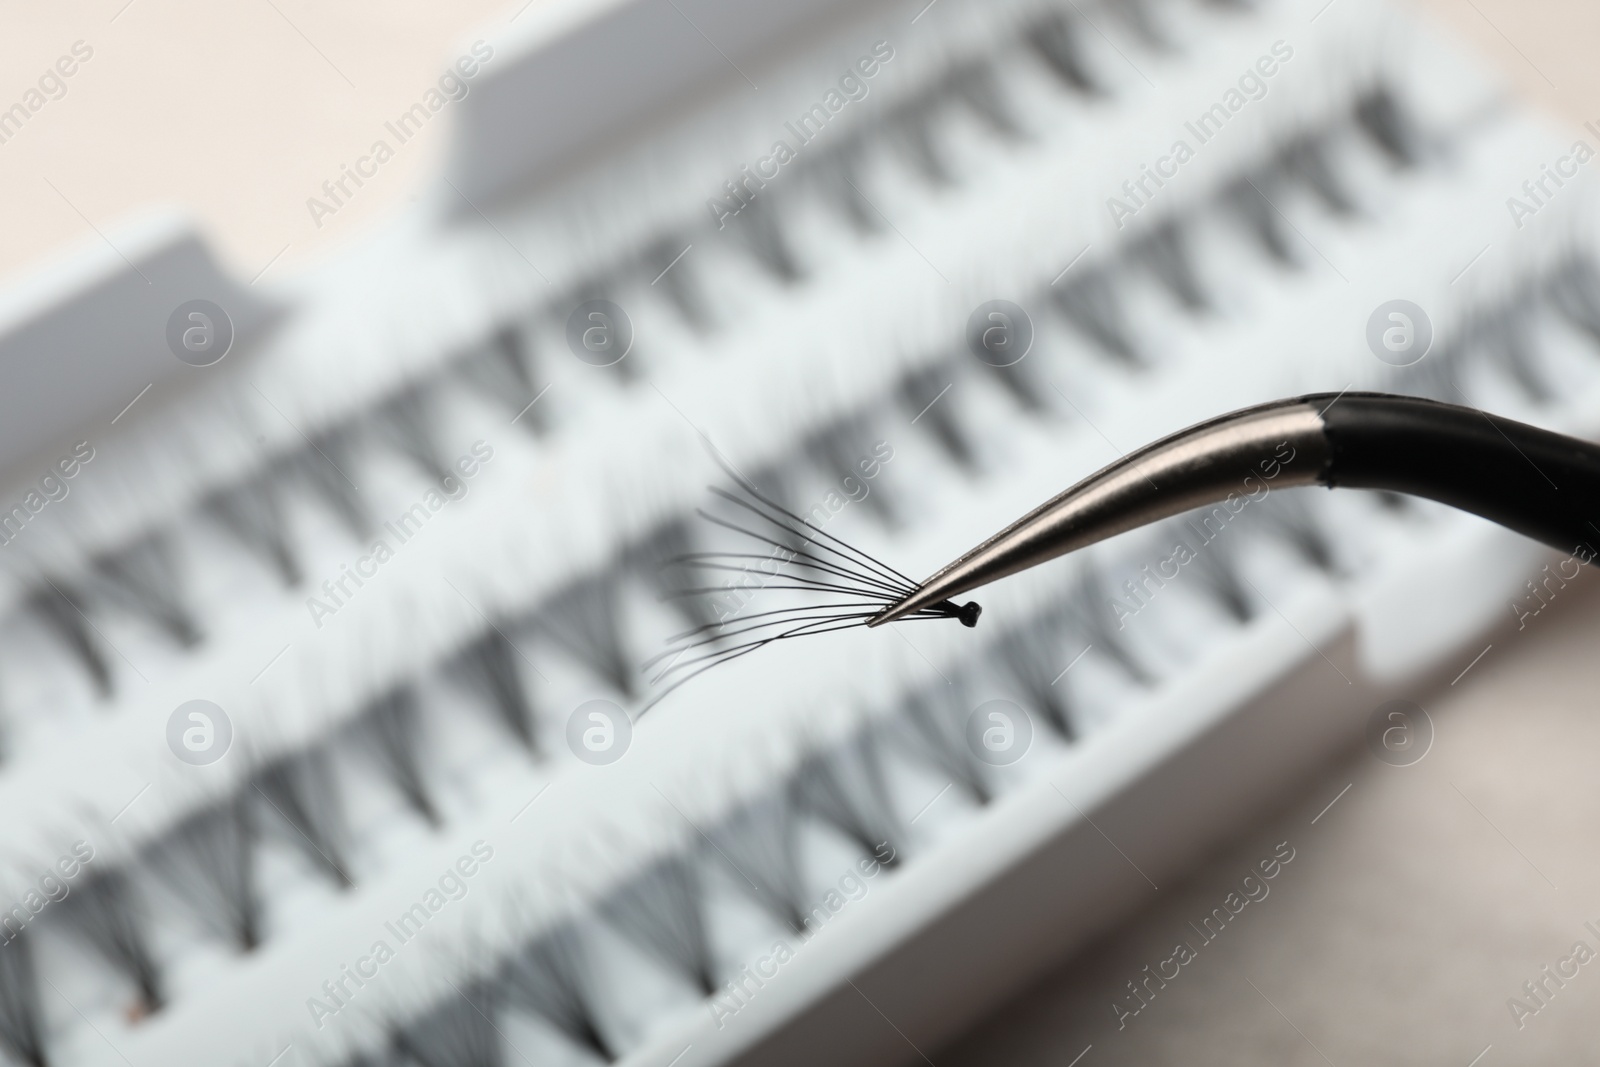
[0,151,1574,870]
[371,389,452,485]
[498,924,616,1061]
[597,854,718,997]
[54,867,165,1015]
[0,484,1486,1066]
[707,793,811,936]
[205,473,301,588]
[352,686,442,829]
[790,728,906,865]
[285,430,370,539]
[41,555,1097,1056]
[0,931,46,1067]
[1253,491,1342,576]
[899,683,993,807]
[0,47,1465,659]
[1065,569,1156,687]
[93,535,201,648]
[994,609,1081,741]
[459,325,542,426]
[536,575,637,698]
[146,796,261,951]
[28,581,111,700]
[391,983,503,1067]
[251,746,355,889]
[1178,520,1255,623]
[0,116,1561,883]
[452,630,540,757]
[624,518,720,633]
[0,0,1438,610]
[325,564,1154,1065]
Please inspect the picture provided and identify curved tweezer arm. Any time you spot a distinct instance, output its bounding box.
[871,392,1600,625]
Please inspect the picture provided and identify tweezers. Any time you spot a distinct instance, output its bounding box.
[871,391,1600,625]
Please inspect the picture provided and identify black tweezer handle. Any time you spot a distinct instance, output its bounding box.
[876,391,1600,625]
[1319,393,1600,555]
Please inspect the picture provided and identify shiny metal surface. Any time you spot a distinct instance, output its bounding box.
[870,399,1331,625]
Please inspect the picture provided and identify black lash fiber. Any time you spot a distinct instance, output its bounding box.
[451,630,539,757]
[372,387,452,485]
[597,853,717,996]
[287,429,370,539]
[899,681,992,806]
[790,726,905,866]
[391,981,502,1067]
[205,470,301,588]
[94,533,201,648]
[350,685,441,829]
[145,793,261,951]
[994,608,1080,742]
[250,744,354,889]
[642,466,975,709]
[707,791,810,936]
[536,573,636,698]
[54,866,164,1014]
[28,581,111,700]
[0,930,46,1067]
[498,922,615,1061]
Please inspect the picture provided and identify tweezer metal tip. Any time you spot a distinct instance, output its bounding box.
[869,397,1331,626]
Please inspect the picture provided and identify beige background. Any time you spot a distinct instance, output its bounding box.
[2,0,1598,1062]
[0,1,1594,286]
[0,0,506,287]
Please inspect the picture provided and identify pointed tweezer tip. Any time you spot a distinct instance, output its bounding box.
[868,596,980,628]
